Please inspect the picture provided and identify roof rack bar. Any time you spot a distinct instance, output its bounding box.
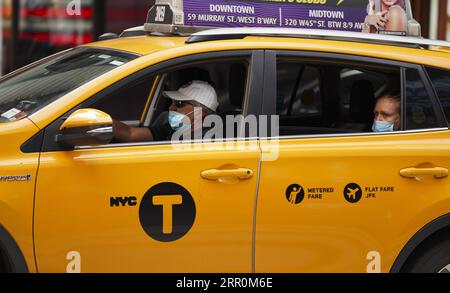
[186,27,450,48]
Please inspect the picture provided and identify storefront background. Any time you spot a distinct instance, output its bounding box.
[0,0,153,75]
[0,0,448,76]
[448,1,450,40]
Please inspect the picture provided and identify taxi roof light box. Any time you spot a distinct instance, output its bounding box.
[144,0,421,37]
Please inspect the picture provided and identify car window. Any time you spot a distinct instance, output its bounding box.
[426,67,450,126]
[145,58,250,142]
[276,58,400,136]
[91,76,156,122]
[0,47,137,123]
[405,69,440,130]
[277,64,322,116]
[84,57,251,144]
[339,68,387,113]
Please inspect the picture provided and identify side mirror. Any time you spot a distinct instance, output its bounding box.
[56,109,113,148]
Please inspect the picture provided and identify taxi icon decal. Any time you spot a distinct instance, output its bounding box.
[139,182,196,242]
[285,184,305,205]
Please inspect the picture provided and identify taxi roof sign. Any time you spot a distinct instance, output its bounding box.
[144,0,208,35]
[144,0,422,37]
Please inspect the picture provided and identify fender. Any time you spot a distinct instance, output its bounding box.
[0,225,29,273]
[391,213,450,273]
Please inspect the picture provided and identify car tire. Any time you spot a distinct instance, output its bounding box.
[404,234,450,273]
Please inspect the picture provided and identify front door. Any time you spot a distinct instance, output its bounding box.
[35,141,260,273]
[34,51,263,273]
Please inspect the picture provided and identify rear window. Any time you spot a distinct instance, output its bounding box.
[0,47,137,123]
[427,67,450,126]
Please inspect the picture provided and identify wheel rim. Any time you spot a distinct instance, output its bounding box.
[438,264,450,273]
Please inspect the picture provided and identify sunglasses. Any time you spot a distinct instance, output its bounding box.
[172,100,201,108]
[173,100,189,108]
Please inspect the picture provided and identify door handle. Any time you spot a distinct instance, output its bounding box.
[201,168,254,180]
[399,167,449,179]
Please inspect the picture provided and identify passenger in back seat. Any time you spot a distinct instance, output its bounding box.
[372,90,401,132]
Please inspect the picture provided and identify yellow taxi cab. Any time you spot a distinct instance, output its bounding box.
[1,2,450,274]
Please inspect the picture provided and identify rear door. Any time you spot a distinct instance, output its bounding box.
[255,50,450,272]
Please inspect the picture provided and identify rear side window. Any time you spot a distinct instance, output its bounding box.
[404,69,439,130]
[276,58,400,136]
[427,67,450,126]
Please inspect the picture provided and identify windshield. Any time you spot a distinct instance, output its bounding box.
[0,47,137,123]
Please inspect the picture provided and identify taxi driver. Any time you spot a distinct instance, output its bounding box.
[113,80,219,142]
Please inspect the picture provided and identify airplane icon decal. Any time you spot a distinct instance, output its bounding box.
[344,183,362,203]
[346,187,360,200]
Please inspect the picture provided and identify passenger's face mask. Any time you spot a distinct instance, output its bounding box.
[372,120,394,133]
[168,110,193,131]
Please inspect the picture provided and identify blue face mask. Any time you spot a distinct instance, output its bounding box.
[372,120,394,133]
[168,110,191,131]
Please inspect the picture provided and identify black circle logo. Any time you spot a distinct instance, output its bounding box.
[139,182,196,242]
[343,183,362,203]
[285,184,305,205]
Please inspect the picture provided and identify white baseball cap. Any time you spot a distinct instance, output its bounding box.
[163,80,219,112]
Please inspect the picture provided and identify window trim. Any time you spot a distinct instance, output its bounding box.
[423,66,450,127]
[74,136,261,151]
[417,65,447,128]
[262,50,276,115]
[35,50,261,153]
[264,127,449,141]
[70,127,449,151]
[144,73,167,127]
[401,67,406,131]
[140,75,161,123]
[261,50,448,140]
